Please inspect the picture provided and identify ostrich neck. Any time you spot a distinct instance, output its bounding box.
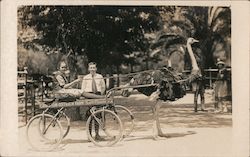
[187,43,199,71]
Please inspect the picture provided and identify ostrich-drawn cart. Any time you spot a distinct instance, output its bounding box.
[26,37,201,151]
[25,66,189,151]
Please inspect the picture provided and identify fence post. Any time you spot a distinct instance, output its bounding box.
[31,83,36,116]
[24,67,28,124]
[113,74,120,87]
[209,67,212,89]
[117,74,120,87]
[41,76,44,102]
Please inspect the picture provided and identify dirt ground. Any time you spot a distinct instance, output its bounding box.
[18,92,232,157]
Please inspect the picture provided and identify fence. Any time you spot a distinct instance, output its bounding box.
[18,67,36,124]
[182,68,231,89]
[17,67,231,123]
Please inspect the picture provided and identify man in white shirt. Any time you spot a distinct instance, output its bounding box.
[81,62,106,140]
[81,62,106,95]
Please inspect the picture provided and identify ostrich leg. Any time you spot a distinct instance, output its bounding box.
[152,101,169,139]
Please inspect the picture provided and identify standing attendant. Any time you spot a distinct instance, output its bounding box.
[185,38,206,112]
[192,69,206,112]
[81,62,106,140]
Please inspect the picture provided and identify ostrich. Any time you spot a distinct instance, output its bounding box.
[121,37,201,139]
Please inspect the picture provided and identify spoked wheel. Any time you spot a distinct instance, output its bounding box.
[26,114,63,151]
[44,109,70,139]
[86,109,123,147]
[56,112,70,138]
[113,105,134,137]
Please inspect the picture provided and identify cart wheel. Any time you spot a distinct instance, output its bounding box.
[86,109,123,147]
[26,114,63,151]
[114,105,134,137]
[43,109,70,139]
[57,112,70,139]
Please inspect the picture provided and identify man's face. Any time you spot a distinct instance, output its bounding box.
[88,64,97,75]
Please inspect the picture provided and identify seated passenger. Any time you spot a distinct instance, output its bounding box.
[53,61,82,98]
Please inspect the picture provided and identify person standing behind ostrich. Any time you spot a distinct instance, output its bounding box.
[192,49,206,112]
[186,38,206,112]
[214,59,229,113]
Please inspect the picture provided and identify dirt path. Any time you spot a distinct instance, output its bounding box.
[18,93,232,156]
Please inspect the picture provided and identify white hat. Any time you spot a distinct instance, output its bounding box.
[216,58,225,66]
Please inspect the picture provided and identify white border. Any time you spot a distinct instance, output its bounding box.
[231,2,250,157]
[16,0,232,7]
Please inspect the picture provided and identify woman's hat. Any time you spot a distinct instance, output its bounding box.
[216,58,225,66]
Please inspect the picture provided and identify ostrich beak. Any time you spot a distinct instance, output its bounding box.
[193,39,199,43]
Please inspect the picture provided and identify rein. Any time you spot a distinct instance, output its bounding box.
[81,68,187,83]
[104,67,181,79]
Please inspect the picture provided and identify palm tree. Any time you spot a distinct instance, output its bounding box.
[149,6,231,70]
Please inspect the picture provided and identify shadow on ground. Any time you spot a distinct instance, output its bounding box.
[124,130,197,143]
[115,95,232,132]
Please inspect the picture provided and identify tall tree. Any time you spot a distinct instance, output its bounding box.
[18,6,161,75]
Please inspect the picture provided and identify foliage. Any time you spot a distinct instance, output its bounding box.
[18,5,231,75]
[18,6,161,74]
[151,6,231,70]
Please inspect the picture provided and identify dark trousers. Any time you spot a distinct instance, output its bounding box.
[193,80,205,112]
[86,92,102,137]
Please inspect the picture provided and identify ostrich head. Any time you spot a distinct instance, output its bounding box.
[187,38,199,45]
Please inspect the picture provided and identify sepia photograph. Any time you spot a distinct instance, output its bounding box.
[0,1,249,157]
